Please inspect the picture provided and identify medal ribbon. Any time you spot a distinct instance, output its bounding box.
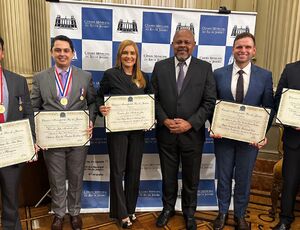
[0,66,3,104]
[54,68,72,98]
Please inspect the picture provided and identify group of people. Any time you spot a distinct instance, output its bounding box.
[0,28,299,230]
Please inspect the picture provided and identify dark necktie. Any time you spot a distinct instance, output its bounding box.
[236,70,244,103]
[177,62,185,94]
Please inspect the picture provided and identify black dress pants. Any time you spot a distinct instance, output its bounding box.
[279,144,300,224]
[0,164,24,230]
[158,140,203,217]
[107,130,144,220]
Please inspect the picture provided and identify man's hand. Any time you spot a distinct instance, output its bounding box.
[208,127,222,139]
[27,144,40,163]
[166,118,192,134]
[250,137,268,149]
[87,121,94,138]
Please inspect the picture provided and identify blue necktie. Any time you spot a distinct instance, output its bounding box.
[177,62,185,94]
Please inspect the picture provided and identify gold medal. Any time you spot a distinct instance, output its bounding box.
[0,104,5,113]
[80,95,84,101]
[19,105,23,112]
[60,97,68,106]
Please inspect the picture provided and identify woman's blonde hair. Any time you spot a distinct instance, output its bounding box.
[115,40,146,88]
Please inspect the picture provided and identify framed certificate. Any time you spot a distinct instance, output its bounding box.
[0,119,35,168]
[210,100,271,143]
[35,110,90,148]
[276,88,300,127]
[104,94,155,132]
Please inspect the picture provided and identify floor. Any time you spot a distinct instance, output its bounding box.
[5,190,300,229]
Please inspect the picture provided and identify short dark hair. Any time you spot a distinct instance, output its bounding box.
[51,35,74,52]
[233,32,256,46]
[0,36,4,50]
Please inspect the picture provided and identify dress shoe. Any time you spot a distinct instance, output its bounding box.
[234,216,249,230]
[129,213,137,222]
[156,209,175,227]
[273,222,291,230]
[120,218,132,229]
[51,216,63,230]
[70,215,83,230]
[184,216,197,230]
[213,213,228,230]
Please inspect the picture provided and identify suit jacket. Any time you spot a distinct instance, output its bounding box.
[31,66,97,123]
[151,56,216,145]
[3,69,35,140]
[214,63,274,128]
[274,61,300,149]
[96,67,151,111]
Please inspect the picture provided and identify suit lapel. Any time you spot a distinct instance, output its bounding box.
[4,70,15,120]
[68,66,79,107]
[168,58,177,96]
[225,65,235,101]
[243,64,257,104]
[47,67,58,100]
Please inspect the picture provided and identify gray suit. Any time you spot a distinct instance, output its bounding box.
[0,69,35,230]
[31,66,96,218]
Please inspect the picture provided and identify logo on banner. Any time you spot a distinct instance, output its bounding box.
[73,50,78,60]
[231,25,250,37]
[117,19,138,33]
[176,23,195,35]
[55,15,78,30]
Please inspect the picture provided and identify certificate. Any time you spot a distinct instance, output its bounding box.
[276,88,300,127]
[0,119,35,168]
[104,94,155,132]
[35,110,90,148]
[210,100,271,143]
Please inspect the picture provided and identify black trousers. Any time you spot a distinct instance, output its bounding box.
[158,140,203,217]
[0,164,24,230]
[107,131,144,220]
[280,144,300,224]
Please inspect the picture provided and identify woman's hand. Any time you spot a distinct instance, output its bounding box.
[99,105,111,116]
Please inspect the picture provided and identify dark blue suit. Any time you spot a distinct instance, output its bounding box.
[274,61,300,225]
[213,63,274,217]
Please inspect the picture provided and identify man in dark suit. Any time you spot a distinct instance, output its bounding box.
[0,36,37,229]
[31,35,96,230]
[211,32,274,230]
[273,61,300,230]
[151,29,216,230]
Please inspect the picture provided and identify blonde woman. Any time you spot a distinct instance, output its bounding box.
[97,40,151,228]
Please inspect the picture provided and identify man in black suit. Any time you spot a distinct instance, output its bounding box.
[273,61,300,230]
[0,36,36,229]
[151,29,216,230]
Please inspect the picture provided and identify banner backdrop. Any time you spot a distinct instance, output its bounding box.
[50,1,256,212]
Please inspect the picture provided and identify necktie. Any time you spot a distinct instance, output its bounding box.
[236,70,244,103]
[60,71,68,86]
[177,62,185,94]
[0,66,5,123]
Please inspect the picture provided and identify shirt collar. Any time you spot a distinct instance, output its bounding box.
[55,65,71,74]
[174,56,192,67]
[233,61,251,76]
